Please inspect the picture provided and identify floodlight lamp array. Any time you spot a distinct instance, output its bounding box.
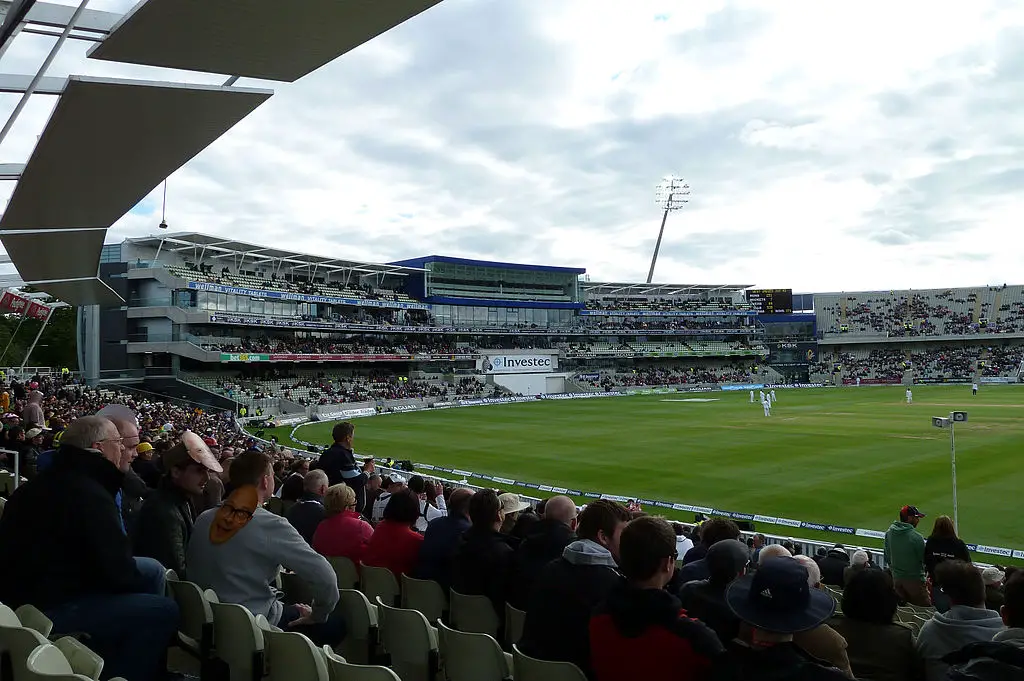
[654,175,690,211]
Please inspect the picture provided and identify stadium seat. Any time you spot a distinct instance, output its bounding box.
[0,495,6,519]
[374,597,439,681]
[335,589,380,666]
[512,644,588,681]
[328,557,360,591]
[51,637,104,681]
[320,646,401,681]
[258,626,329,681]
[360,564,400,608]
[23,642,102,681]
[401,575,448,626]
[166,578,215,659]
[504,603,526,648]
[209,598,266,681]
[15,605,52,638]
[449,590,499,638]
[0,611,50,681]
[436,620,511,681]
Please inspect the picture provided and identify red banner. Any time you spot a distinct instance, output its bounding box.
[25,302,51,321]
[0,291,28,314]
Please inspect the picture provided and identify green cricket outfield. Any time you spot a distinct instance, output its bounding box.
[256,384,1024,556]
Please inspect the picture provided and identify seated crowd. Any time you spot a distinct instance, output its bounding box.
[2,386,1023,681]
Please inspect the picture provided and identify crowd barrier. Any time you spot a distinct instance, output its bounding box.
[253,388,1024,562]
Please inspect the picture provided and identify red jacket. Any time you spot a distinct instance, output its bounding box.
[590,583,723,681]
[312,510,374,565]
[361,520,423,577]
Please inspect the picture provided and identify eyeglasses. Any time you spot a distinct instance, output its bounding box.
[222,504,254,522]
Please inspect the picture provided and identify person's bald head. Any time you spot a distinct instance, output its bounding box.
[448,488,474,519]
[545,496,579,530]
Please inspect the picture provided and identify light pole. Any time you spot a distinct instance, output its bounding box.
[931,411,968,533]
[647,175,690,284]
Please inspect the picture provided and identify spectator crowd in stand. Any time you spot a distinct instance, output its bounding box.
[2,377,1024,680]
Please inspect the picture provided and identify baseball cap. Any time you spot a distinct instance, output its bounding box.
[900,505,926,519]
[25,427,44,439]
[163,431,224,473]
[136,442,154,455]
[705,539,750,583]
[726,557,835,633]
[498,493,531,515]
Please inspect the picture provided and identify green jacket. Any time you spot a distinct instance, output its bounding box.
[884,520,926,581]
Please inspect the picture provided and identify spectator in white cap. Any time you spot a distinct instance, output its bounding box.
[132,431,223,579]
[498,492,531,535]
[984,567,1006,612]
[725,557,848,679]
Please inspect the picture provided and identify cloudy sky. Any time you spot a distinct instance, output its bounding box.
[2,0,1023,293]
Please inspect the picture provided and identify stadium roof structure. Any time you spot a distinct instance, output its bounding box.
[0,0,447,306]
[582,282,753,296]
[391,255,586,275]
[89,0,443,83]
[128,232,427,277]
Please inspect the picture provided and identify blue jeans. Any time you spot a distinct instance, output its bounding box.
[280,604,347,647]
[45,593,179,681]
[134,556,167,596]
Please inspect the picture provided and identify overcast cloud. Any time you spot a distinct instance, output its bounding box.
[2,0,1023,292]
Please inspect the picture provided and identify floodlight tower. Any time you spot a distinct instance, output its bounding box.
[648,175,690,283]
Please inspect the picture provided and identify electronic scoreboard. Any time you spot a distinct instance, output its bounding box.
[746,288,794,314]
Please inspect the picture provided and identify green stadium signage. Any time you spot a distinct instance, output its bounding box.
[219,353,270,362]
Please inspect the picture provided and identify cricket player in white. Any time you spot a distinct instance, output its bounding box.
[762,396,771,417]
[770,389,777,403]
[906,388,913,404]
[759,390,766,404]
[972,382,978,396]
[750,389,755,403]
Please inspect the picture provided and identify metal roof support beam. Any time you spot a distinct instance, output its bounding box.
[0,0,92,149]
[0,73,65,94]
[0,163,25,179]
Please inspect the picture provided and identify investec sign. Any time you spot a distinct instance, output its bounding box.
[483,355,556,374]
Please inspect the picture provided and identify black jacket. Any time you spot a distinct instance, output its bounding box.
[450,527,515,622]
[315,444,366,508]
[132,477,196,578]
[819,549,851,587]
[508,519,577,608]
[0,445,144,610]
[944,640,1024,681]
[414,514,471,591]
[924,535,971,579]
[286,493,326,546]
[518,544,623,679]
[677,579,741,646]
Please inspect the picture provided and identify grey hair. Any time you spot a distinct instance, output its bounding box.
[794,554,821,587]
[852,550,869,566]
[303,469,329,493]
[758,543,793,565]
[62,416,117,450]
